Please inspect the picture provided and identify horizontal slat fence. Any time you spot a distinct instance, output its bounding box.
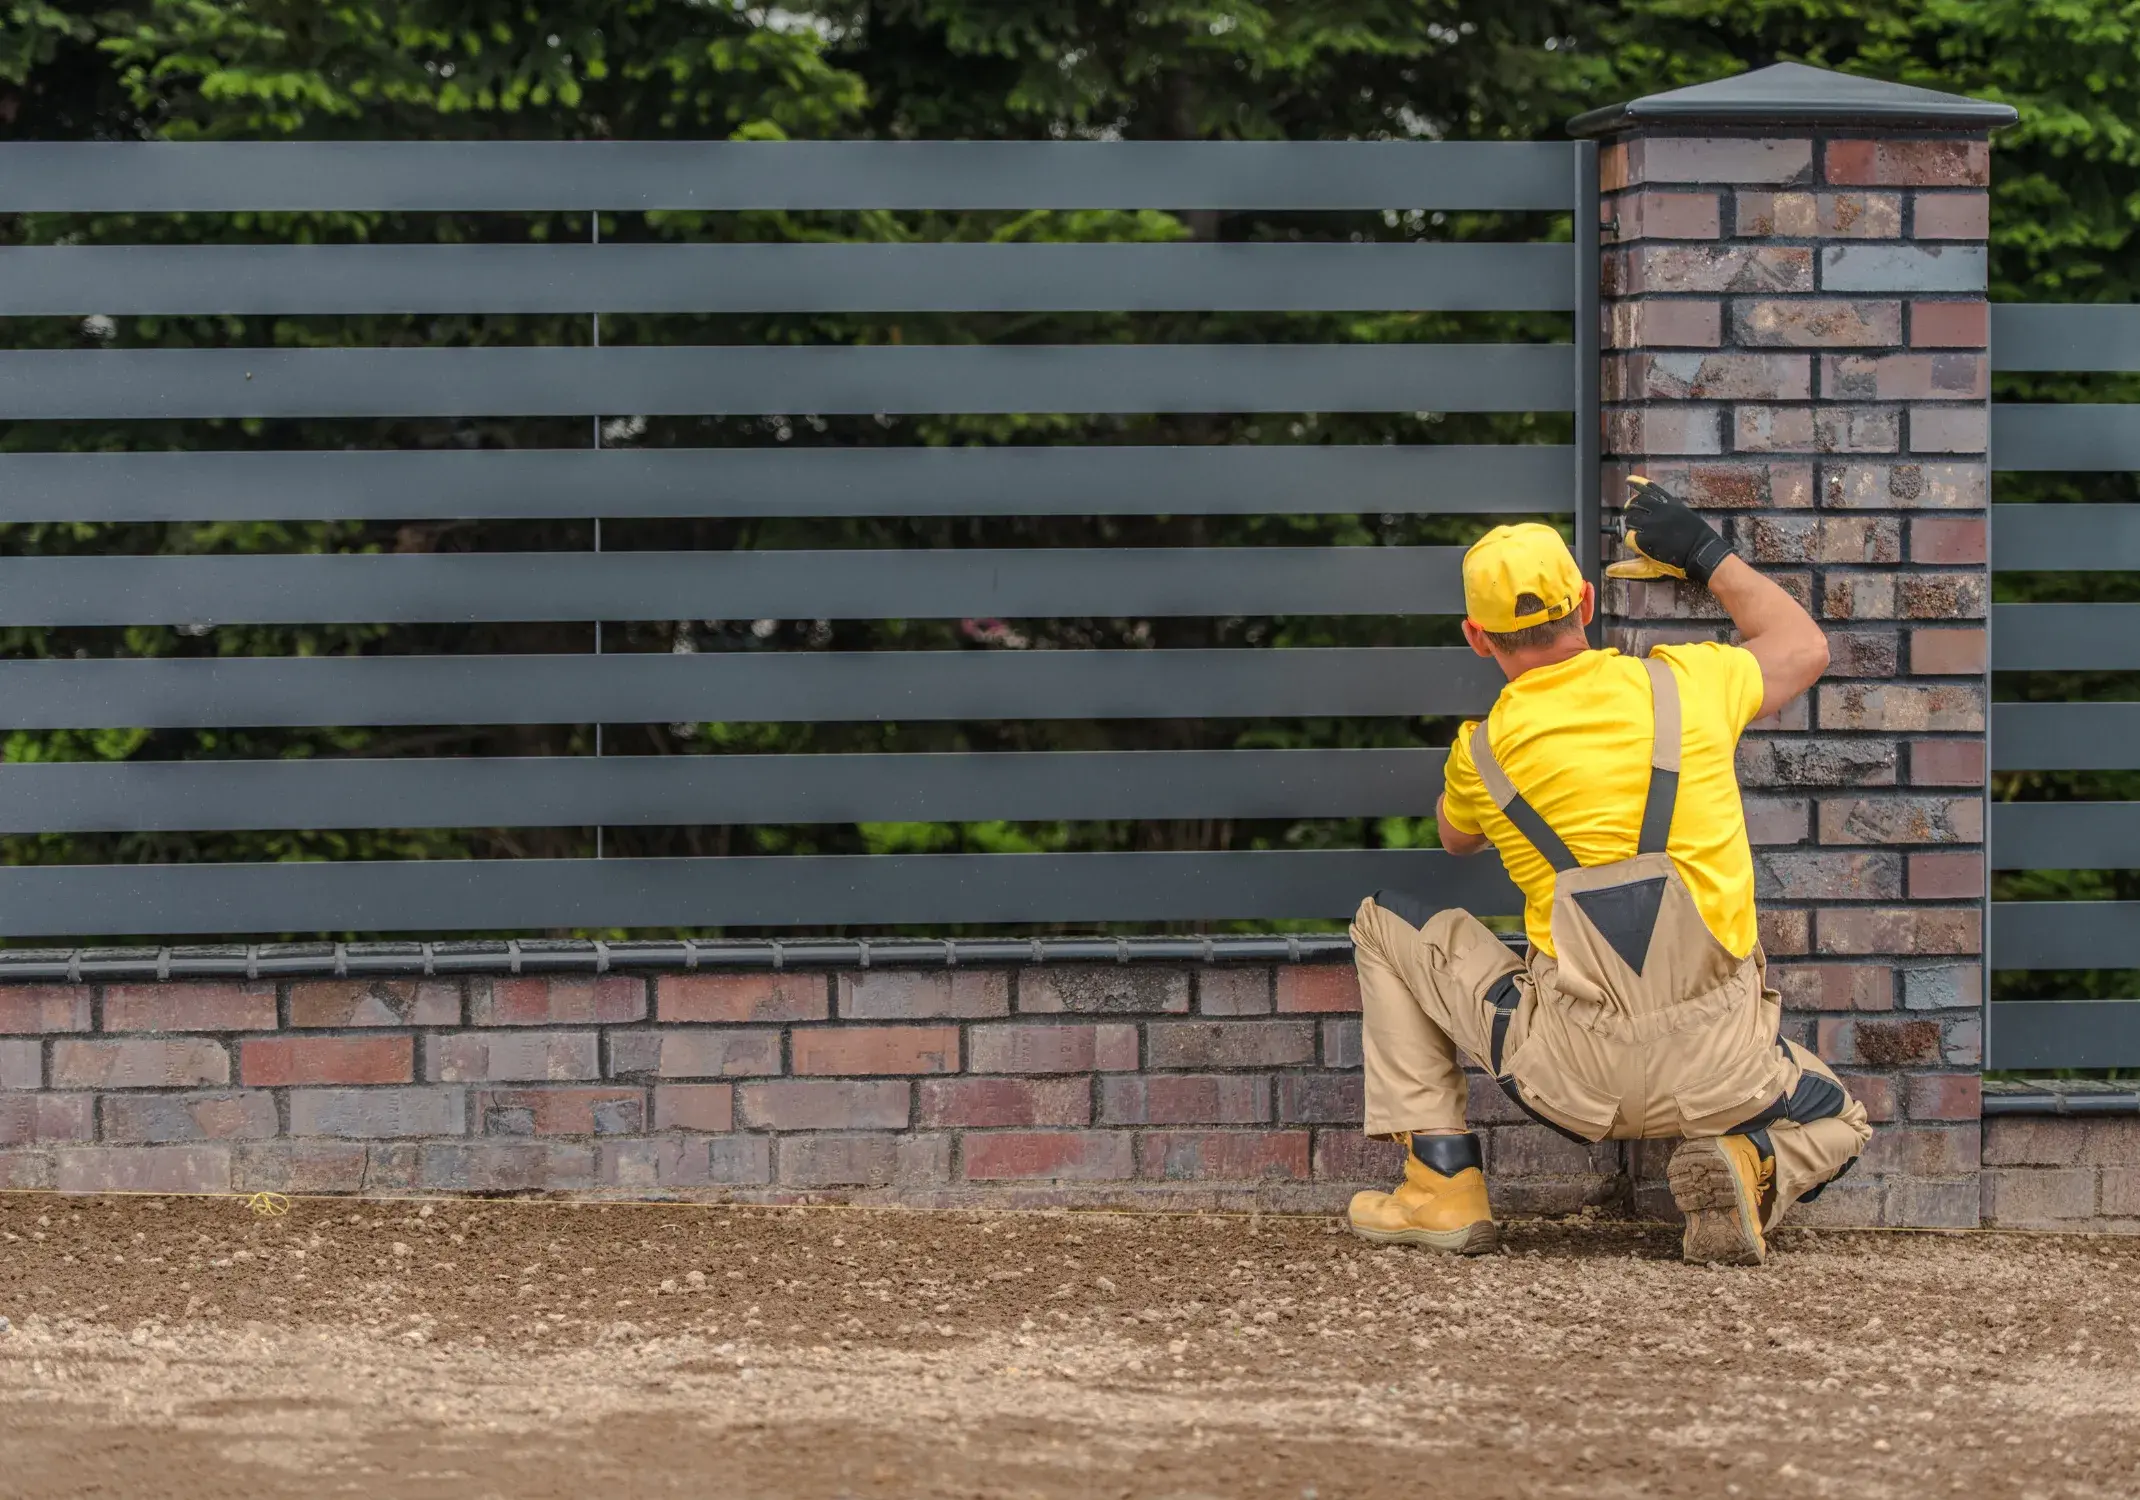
[0,138,1594,940]
[1988,302,2140,1066]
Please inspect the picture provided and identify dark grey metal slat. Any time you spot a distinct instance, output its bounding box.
[1990,901,2140,969]
[0,547,1465,627]
[1990,802,2140,869]
[1988,1001,2140,1071]
[1994,703,2140,770]
[1991,505,2140,570]
[0,851,1519,937]
[0,345,1574,420]
[1990,304,2140,372]
[1992,604,2140,670]
[0,242,1575,315]
[1992,406,2140,472]
[0,648,1502,729]
[0,749,1447,834]
[0,141,1579,213]
[0,444,1576,524]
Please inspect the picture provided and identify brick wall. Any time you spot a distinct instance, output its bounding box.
[1983,1117,2140,1233]
[1596,127,1992,1227]
[0,966,1621,1212]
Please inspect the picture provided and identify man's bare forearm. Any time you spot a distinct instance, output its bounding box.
[1707,554,1830,720]
[1436,794,1490,856]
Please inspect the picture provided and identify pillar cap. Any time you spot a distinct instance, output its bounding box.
[1568,60,2018,138]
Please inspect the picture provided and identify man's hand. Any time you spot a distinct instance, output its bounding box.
[1606,475,1735,586]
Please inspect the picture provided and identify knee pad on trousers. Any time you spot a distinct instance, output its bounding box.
[1371,887,1436,930]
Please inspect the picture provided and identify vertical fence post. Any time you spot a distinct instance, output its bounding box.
[1572,63,2014,1229]
[1572,138,1603,624]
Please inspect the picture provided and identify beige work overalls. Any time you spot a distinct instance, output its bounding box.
[1351,656,1871,1226]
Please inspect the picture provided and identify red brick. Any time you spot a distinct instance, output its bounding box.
[1197,968,1272,1015]
[1817,795,1982,844]
[0,1153,49,1190]
[1740,737,1898,790]
[1736,190,1900,238]
[1735,405,1898,454]
[427,1032,599,1084]
[1743,795,1808,845]
[50,1038,228,1089]
[792,1024,959,1076]
[656,1030,784,1078]
[1860,1120,1979,1177]
[1606,299,1722,349]
[476,1086,645,1136]
[1774,963,1894,1013]
[917,1077,1091,1128]
[1817,1016,1940,1068]
[1322,1019,1362,1068]
[419,1141,596,1193]
[473,976,646,1026]
[651,1083,734,1132]
[1982,1167,2096,1224]
[1599,142,1630,192]
[1738,515,1901,565]
[1823,630,1902,679]
[1617,189,1720,240]
[1818,682,1984,732]
[1910,405,1987,453]
[1628,136,1813,186]
[241,1034,412,1086]
[839,970,1009,1020]
[1983,1116,2081,1167]
[1909,627,1985,675]
[657,972,826,1023]
[99,1091,279,1143]
[1018,966,1188,1015]
[738,1078,909,1130]
[103,983,275,1034]
[0,1038,37,1090]
[1909,851,1985,900]
[0,985,91,1033]
[1910,301,1987,347]
[1311,1129,1404,1182]
[1137,1130,1310,1182]
[1817,906,1979,956]
[1827,139,1988,187]
[1274,1073,1366,1123]
[1145,1021,1315,1069]
[53,1145,232,1195]
[1834,1071,1897,1123]
[964,1023,1134,1074]
[1101,1074,1269,1125]
[290,979,460,1028]
[1910,516,1987,565]
[1275,967,1360,1014]
[1732,298,1900,347]
[1758,908,1811,956]
[960,1130,1135,1181]
[1910,738,1986,786]
[1913,192,1989,239]
[1824,353,1986,401]
[0,1093,95,1146]
[1905,1072,1981,1120]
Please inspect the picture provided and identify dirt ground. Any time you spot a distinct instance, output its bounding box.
[1,1194,2137,1500]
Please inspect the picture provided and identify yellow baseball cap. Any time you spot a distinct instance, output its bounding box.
[1462,523,1584,633]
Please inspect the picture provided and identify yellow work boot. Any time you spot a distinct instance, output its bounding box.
[1668,1133,1775,1267]
[1347,1132,1497,1254]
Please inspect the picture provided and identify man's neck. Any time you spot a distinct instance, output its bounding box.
[1495,635,1593,683]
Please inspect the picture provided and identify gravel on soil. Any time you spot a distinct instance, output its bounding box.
[1,1192,2137,1499]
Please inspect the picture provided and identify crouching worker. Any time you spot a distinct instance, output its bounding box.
[1348,479,1871,1265]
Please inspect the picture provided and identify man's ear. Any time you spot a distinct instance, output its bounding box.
[1460,618,1496,659]
[1578,581,1597,627]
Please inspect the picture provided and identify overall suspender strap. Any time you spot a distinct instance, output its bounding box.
[1637,656,1683,856]
[1469,721,1580,873]
[1468,654,1686,872]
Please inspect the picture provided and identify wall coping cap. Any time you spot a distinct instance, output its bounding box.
[1569,60,2018,138]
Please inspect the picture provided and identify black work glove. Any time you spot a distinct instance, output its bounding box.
[1606,475,1734,586]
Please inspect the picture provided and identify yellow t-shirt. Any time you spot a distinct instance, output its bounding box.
[1440,643,1766,959]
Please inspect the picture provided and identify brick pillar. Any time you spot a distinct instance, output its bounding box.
[1574,64,2015,1228]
